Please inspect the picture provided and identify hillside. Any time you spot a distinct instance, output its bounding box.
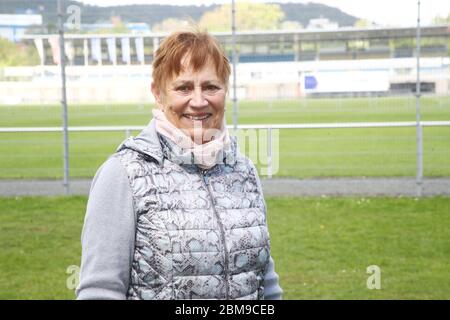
[0,0,359,30]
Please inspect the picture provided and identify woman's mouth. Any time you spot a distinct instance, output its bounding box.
[182,113,212,121]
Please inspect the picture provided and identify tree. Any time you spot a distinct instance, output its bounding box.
[0,38,39,66]
[91,16,130,34]
[431,12,450,57]
[199,2,285,32]
[354,19,375,28]
[432,12,450,24]
[280,20,303,30]
[152,18,191,32]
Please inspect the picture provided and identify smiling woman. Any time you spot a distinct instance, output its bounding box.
[151,33,229,143]
[76,30,283,300]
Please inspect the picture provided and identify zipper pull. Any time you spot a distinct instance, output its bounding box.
[199,168,210,184]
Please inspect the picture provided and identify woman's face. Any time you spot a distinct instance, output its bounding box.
[152,59,227,143]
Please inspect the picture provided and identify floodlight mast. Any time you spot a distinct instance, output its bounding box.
[231,0,238,132]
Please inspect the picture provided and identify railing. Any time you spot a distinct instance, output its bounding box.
[1,121,449,189]
[2,121,450,133]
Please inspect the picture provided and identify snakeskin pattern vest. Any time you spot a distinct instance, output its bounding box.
[114,120,270,300]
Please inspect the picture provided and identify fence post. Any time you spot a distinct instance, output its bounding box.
[267,127,272,179]
[58,0,70,195]
[231,0,238,133]
[415,0,423,197]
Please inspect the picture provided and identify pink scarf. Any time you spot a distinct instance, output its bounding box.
[152,109,231,169]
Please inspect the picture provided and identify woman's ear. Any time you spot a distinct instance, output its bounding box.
[151,82,164,108]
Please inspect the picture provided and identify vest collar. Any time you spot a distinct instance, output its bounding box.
[117,118,237,168]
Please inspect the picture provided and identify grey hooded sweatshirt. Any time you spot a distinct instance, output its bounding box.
[76,119,283,300]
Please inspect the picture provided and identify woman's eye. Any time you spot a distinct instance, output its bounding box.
[205,85,220,91]
[176,86,190,92]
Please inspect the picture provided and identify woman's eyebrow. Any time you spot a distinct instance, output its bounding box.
[202,80,222,85]
[172,80,192,86]
[172,80,222,86]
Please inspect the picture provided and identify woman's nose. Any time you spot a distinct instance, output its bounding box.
[189,88,208,108]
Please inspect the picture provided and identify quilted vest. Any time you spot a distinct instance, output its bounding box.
[114,120,270,300]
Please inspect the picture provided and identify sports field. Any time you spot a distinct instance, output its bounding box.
[0,195,449,300]
[0,96,449,179]
[1,97,449,300]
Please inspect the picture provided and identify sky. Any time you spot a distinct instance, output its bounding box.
[78,0,450,27]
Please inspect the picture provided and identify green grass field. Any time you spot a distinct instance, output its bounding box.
[1,97,448,300]
[1,195,449,300]
[0,96,449,178]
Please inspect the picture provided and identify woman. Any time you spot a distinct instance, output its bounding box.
[76,30,282,300]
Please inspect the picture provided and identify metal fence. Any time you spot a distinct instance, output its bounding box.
[0,1,449,196]
[1,120,449,196]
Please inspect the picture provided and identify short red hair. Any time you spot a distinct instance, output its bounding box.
[152,31,231,92]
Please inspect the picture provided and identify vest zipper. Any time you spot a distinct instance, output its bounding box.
[199,168,230,299]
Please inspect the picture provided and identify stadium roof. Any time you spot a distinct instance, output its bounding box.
[22,24,450,42]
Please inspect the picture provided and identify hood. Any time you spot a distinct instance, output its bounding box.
[116,118,237,167]
[116,119,164,164]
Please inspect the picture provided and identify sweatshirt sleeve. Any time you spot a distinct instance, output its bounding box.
[246,158,283,300]
[264,256,283,300]
[76,156,135,300]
